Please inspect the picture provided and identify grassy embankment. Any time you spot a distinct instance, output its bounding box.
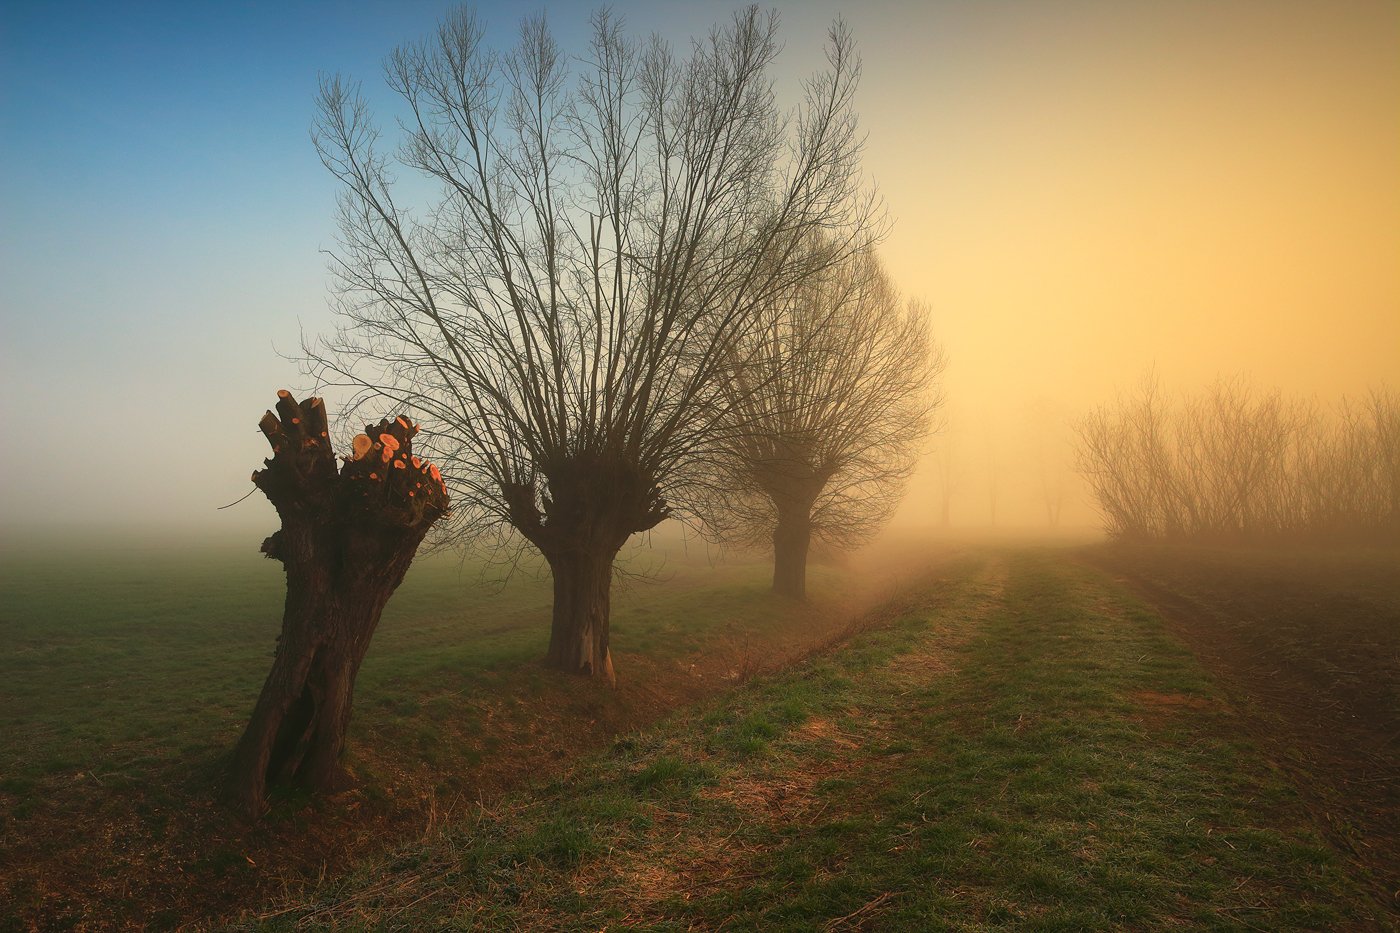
[0,536,851,800]
[237,550,1389,930]
[0,532,904,927]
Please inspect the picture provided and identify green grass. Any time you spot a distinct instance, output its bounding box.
[4,539,1388,929]
[237,550,1387,930]
[4,530,895,929]
[0,533,846,794]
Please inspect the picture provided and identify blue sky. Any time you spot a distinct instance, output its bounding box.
[0,0,848,529]
[1,1,587,529]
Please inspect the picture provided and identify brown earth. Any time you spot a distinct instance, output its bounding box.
[1082,543,1400,918]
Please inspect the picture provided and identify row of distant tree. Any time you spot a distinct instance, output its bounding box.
[1076,377,1399,544]
[229,8,938,817]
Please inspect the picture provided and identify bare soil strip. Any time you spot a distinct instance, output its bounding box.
[569,559,1007,925]
[1083,544,1400,918]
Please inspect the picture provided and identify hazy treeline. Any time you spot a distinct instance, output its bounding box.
[1076,378,1400,544]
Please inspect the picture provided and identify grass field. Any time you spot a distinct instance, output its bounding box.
[1,534,1395,929]
[0,531,909,928]
[1084,542,1400,923]
[234,550,1389,930]
[0,533,864,794]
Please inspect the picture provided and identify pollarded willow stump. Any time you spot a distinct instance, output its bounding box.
[228,390,448,817]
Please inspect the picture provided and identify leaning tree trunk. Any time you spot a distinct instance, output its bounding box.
[772,503,814,600]
[228,390,448,817]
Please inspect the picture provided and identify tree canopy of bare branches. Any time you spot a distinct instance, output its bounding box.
[1076,376,1400,544]
[704,243,941,598]
[308,7,877,680]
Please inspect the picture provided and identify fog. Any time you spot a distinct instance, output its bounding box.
[1,0,1395,540]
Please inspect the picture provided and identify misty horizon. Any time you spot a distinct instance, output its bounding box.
[2,0,1396,537]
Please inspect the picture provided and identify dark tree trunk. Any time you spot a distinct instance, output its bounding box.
[543,547,618,685]
[228,391,448,818]
[772,504,813,600]
[501,455,669,687]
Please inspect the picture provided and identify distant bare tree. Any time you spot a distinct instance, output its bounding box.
[308,8,875,681]
[1075,374,1181,539]
[1024,399,1067,529]
[983,424,1001,528]
[933,427,958,528]
[1040,465,1064,529]
[704,243,940,598]
[1177,380,1303,537]
[1076,376,1399,544]
[1296,389,1400,539]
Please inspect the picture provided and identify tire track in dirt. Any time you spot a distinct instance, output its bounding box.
[575,554,1009,925]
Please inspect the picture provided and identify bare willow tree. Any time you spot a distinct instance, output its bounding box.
[309,8,876,681]
[705,244,940,598]
[229,392,449,816]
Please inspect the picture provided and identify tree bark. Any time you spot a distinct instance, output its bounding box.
[543,548,617,685]
[772,504,813,600]
[501,455,668,686]
[228,392,448,818]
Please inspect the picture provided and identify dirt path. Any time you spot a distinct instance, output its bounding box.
[1082,544,1400,918]
[576,555,1009,924]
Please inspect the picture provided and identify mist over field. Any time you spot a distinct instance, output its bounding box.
[2,1,1397,929]
[3,0,1396,540]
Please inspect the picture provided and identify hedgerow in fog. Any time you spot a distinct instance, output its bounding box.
[1076,377,1399,543]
